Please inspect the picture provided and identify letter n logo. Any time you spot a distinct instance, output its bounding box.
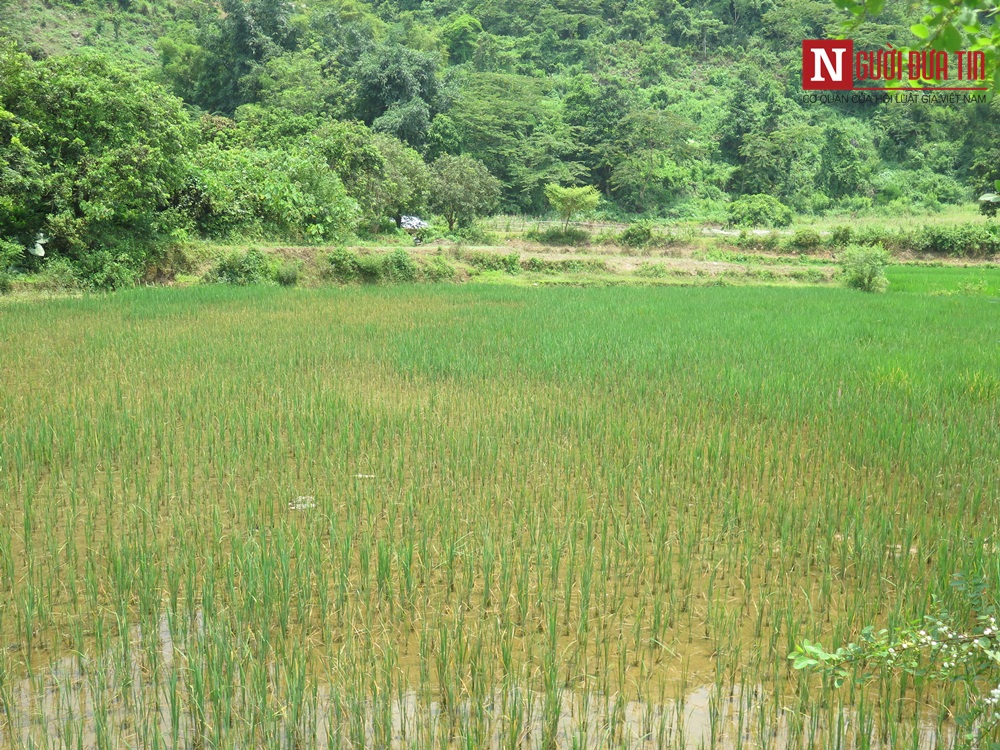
[802,40,853,90]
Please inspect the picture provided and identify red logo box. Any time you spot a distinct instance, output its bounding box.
[802,40,854,90]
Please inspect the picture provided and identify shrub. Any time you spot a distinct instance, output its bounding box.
[182,142,359,243]
[913,224,1000,258]
[726,194,793,228]
[380,249,418,282]
[526,226,591,246]
[34,257,83,292]
[276,260,301,287]
[840,244,890,293]
[81,251,140,291]
[451,224,498,245]
[618,221,654,248]
[420,254,456,282]
[0,239,23,294]
[634,262,670,278]
[356,253,386,283]
[851,225,899,252]
[520,258,607,273]
[789,229,822,252]
[350,249,418,284]
[327,247,361,282]
[828,226,854,247]
[0,49,193,281]
[207,248,275,285]
[463,251,520,274]
[733,231,781,253]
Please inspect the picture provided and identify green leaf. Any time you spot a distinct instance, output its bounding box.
[911,23,930,38]
[940,24,963,53]
[793,655,820,670]
[978,193,1000,203]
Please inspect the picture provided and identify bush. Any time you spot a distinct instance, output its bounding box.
[789,229,822,252]
[462,250,520,274]
[327,247,361,282]
[828,226,854,247]
[726,194,793,228]
[851,225,899,252]
[34,257,83,292]
[420,254,456,282]
[732,231,781,253]
[451,224,498,245]
[350,249,418,284]
[634,262,670,278]
[380,248,418,282]
[207,248,275,285]
[840,244,890,293]
[520,257,608,273]
[356,253,386,283]
[837,224,1000,258]
[525,226,591,246]
[182,142,359,243]
[82,251,140,291]
[276,260,301,287]
[913,224,1000,258]
[0,49,193,281]
[0,239,23,294]
[619,221,654,248]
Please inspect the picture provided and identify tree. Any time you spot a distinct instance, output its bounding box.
[608,108,695,213]
[441,14,484,64]
[0,46,194,278]
[543,184,600,230]
[828,0,1000,87]
[361,135,431,230]
[351,43,439,146]
[429,155,501,231]
[448,72,585,212]
[820,124,875,200]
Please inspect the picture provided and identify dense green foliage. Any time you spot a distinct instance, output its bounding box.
[840,243,890,291]
[1,0,998,287]
[726,193,794,228]
[545,184,602,230]
[429,154,502,230]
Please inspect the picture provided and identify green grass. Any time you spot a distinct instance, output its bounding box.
[792,204,989,232]
[886,264,1000,295]
[0,283,997,747]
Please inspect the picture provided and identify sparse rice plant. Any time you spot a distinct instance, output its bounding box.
[0,283,996,749]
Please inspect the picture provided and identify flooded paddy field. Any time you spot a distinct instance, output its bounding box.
[0,284,996,748]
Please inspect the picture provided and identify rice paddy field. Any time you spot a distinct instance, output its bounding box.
[0,282,998,749]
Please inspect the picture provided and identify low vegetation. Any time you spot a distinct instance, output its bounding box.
[1,284,997,746]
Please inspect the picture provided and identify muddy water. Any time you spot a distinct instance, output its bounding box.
[1,619,955,750]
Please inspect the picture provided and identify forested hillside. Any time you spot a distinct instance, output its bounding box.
[1,0,997,286]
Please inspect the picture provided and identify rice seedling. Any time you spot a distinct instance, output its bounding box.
[0,283,996,748]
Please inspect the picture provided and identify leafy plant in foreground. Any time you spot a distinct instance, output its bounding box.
[791,576,1000,747]
[840,243,890,292]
